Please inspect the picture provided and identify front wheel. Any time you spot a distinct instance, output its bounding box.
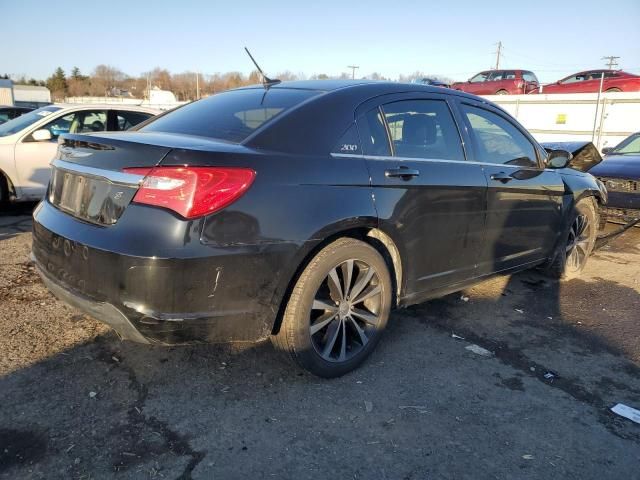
[606,87,622,93]
[272,238,392,378]
[496,89,509,95]
[544,198,597,280]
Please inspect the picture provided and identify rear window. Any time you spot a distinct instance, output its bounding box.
[141,88,320,143]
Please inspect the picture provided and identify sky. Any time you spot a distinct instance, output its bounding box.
[4,0,640,84]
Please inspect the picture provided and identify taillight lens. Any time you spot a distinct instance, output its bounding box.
[123,166,255,219]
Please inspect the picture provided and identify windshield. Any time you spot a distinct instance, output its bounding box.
[0,106,61,137]
[611,134,640,155]
[141,88,321,143]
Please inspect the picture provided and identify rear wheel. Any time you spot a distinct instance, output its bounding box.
[0,174,9,207]
[272,238,392,378]
[496,89,509,95]
[544,198,597,280]
[606,87,621,93]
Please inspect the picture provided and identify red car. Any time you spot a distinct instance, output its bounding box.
[541,70,640,94]
[451,69,539,95]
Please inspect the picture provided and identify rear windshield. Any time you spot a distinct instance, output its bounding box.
[141,88,320,143]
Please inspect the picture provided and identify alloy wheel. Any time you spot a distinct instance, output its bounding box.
[565,214,592,272]
[309,259,383,363]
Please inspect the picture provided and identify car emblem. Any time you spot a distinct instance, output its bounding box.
[114,191,124,200]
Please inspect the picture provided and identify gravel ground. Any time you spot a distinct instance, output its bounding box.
[1,203,639,479]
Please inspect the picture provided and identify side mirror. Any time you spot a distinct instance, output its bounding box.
[31,129,52,142]
[547,149,572,169]
[601,146,614,155]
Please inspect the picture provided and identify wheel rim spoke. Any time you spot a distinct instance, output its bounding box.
[352,284,381,305]
[312,298,338,312]
[341,260,354,298]
[339,320,347,361]
[327,268,343,301]
[350,268,375,301]
[348,316,369,346]
[322,319,341,357]
[351,308,379,326]
[310,311,338,335]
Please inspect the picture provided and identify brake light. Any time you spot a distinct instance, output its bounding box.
[123,166,255,219]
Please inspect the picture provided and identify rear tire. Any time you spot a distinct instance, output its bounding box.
[0,174,9,208]
[544,198,597,280]
[272,238,392,378]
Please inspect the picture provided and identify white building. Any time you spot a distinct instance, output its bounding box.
[0,80,51,107]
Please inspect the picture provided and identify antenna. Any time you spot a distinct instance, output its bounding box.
[244,47,281,88]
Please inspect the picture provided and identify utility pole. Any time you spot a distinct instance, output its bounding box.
[195,72,200,100]
[494,41,502,70]
[602,56,620,70]
[347,65,359,79]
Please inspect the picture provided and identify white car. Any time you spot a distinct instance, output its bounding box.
[0,104,159,202]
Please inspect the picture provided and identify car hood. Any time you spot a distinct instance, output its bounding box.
[540,141,603,172]
[588,154,640,179]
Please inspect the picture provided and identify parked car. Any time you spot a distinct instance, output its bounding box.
[413,77,450,88]
[451,69,539,95]
[0,105,34,125]
[32,81,605,377]
[589,133,640,224]
[541,70,640,94]
[0,104,159,203]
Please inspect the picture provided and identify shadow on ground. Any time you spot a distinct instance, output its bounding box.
[1,263,639,479]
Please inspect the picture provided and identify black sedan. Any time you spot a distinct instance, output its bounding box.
[32,80,606,377]
[590,133,640,224]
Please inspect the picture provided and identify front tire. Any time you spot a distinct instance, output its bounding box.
[272,238,392,378]
[544,198,597,280]
[496,89,509,95]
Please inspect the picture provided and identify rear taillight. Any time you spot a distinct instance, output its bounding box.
[123,166,255,219]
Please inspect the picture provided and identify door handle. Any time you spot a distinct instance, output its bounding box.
[385,167,420,180]
[490,172,513,183]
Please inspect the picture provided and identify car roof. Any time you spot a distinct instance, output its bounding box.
[237,79,484,98]
[241,80,507,154]
[51,103,161,114]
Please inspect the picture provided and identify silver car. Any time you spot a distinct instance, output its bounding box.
[0,104,159,202]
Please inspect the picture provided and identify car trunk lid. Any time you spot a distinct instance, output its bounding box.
[49,133,173,225]
[49,132,255,225]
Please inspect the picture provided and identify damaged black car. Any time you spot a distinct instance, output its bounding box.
[32,80,606,377]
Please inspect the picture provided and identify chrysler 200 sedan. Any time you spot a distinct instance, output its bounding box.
[32,80,606,377]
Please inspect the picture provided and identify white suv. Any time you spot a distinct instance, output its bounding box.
[0,104,159,202]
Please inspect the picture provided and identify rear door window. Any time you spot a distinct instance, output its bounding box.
[382,99,464,161]
[358,108,391,156]
[141,88,320,143]
[461,104,538,168]
[116,111,153,131]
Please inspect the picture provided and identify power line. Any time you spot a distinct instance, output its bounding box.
[602,56,620,69]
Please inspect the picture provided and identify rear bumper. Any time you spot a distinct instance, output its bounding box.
[33,258,150,344]
[31,201,300,345]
